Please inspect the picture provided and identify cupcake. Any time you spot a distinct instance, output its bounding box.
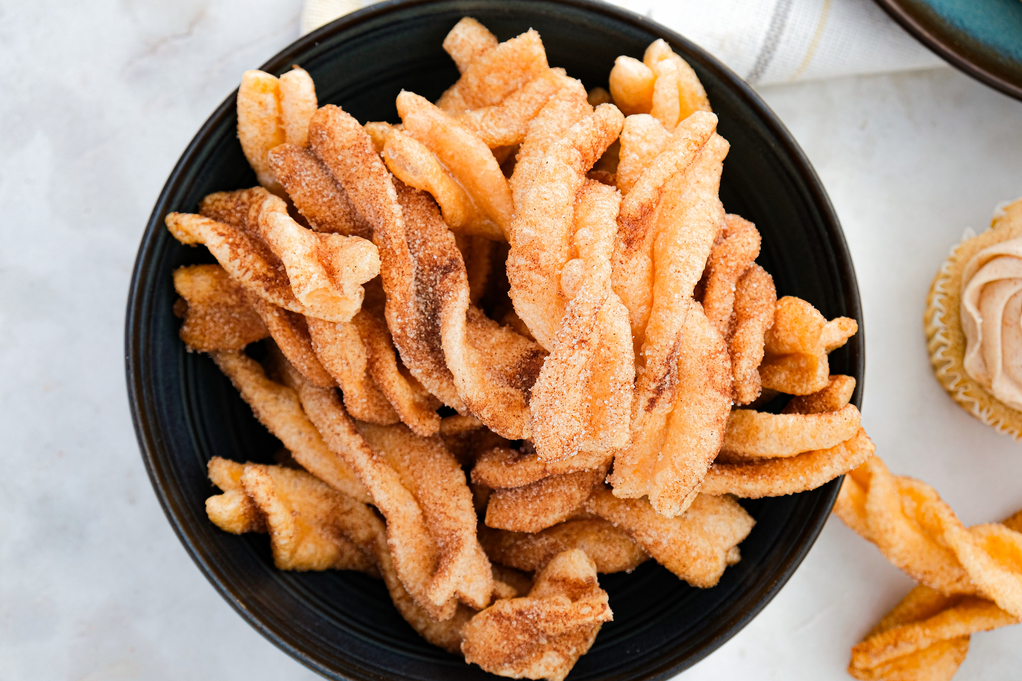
[925,197,1022,439]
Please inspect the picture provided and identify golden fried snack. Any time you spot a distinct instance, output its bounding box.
[703,430,874,499]
[205,457,377,573]
[647,52,683,132]
[397,91,515,237]
[507,104,624,351]
[305,316,401,425]
[264,456,479,650]
[608,56,656,116]
[852,586,972,681]
[643,40,711,131]
[204,457,479,648]
[609,135,731,517]
[834,455,1022,618]
[700,215,761,335]
[395,183,545,439]
[527,282,621,458]
[247,191,378,321]
[166,212,305,313]
[363,121,393,154]
[358,421,495,611]
[243,294,334,388]
[286,369,462,620]
[193,183,264,227]
[485,463,610,534]
[462,549,612,681]
[394,596,476,655]
[172,264,268,352]
[587,87,612,107]
[351,301,442,436]
[283,371,469,613]
[457,68,569,149]
[239,463,378,573]
[221,445,476,646]
[188,187,380,322]
[613,294,728,512]
[278,67,318,147]
[205,457,266,534]
[442,17,498,73]
[584,294,634,451]
[759,296,858,395]
[586,489,754,588]
[721,404,862,459]
[727,264,776,404]
[509,78,591,207]
[611,112,718,350]
[558,178,623,330]
[480,519,648,574]
[308,105,466,410]
[437,29,549,114]
[848,585,1017,681]
[237,67,319,192]
[237,70,287,191]
[209,349,370,504]
[615,114,670,195]
[471,446,612,489]
[268,144,372,238]
[847,512,1022,681]
[782,374,857,415]
[382,127,502,240]
[298,465,478,649]
[304,280,439,434]
[528,179,633,461]
[836,456,975,595]
[707,368,866,496]
[187,22,883,671]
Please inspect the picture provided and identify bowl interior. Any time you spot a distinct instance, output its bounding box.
[127,1,863,679]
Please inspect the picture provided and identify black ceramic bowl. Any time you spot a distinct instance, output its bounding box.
[126,1,863,679]
[873,0,1022,102]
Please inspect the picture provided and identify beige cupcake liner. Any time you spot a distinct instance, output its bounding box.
[924,198,1022,440]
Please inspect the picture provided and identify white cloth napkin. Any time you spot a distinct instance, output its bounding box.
[300,0,944,86]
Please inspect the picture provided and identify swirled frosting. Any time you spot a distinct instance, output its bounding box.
[961,237,1022,411]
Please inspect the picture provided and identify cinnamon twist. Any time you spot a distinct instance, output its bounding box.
[835,455,1022,619]
[846,509,1022,681]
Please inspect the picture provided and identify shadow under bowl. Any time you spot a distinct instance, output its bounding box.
[126,1,864,679]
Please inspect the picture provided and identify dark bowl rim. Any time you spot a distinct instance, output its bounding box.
[125,0,864,678]
[872,0,1022,102]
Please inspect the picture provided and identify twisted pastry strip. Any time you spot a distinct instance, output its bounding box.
[847,510,1022,681]
[835,456,1022,618]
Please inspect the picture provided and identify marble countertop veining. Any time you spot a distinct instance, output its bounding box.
[1,0,1020,678]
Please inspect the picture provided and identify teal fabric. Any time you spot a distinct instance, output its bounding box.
[904,0,1022,74]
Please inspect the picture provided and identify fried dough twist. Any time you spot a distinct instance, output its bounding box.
[461,549,612,681]
[760,296,858,396]
[207,458,378,573]
[835,455,1022,619]
[845,511,1022,681]
[702,376,873,499]
[209,350,369,504]
[586,488,754,587]
[609,132,732,517]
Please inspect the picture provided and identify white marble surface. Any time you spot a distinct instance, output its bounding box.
[2,0,1021,679]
